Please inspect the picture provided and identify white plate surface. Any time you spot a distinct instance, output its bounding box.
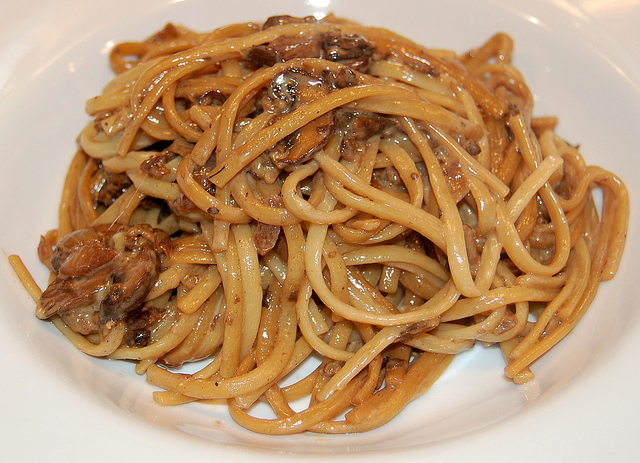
[1,0,639,461]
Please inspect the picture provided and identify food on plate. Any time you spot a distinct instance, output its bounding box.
[10,14,629,434]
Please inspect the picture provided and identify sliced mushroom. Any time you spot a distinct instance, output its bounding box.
[37,224,171,335]
[269,111,335,168]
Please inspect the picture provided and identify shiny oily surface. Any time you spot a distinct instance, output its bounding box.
[0,0,639,461]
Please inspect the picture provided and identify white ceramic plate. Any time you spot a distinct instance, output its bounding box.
[1,0,639,461]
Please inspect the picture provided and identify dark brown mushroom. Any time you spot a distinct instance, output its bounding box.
[269,111,335,168]
[37,223,171,335]
[244,16,376,72]
[260,70,337,168]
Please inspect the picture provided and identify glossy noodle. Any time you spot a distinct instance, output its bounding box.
[10,15,629,434]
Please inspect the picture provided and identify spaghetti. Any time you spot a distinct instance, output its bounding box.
[10,15,629,434]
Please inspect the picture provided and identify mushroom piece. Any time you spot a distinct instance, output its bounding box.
[269,111,336,168]
[37,223,171,335]
[262,70,337,168]
[244,15,376,72]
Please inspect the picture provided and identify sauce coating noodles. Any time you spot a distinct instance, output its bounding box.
[11,15,629,434]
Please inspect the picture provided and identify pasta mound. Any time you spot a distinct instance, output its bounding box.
[14,15,629,434]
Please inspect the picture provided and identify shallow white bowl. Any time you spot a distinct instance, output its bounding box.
[1,0,639,461]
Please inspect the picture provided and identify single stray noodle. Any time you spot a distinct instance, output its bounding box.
[10,14,629,434]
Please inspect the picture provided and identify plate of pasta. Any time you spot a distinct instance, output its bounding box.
[1,0,639,461]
